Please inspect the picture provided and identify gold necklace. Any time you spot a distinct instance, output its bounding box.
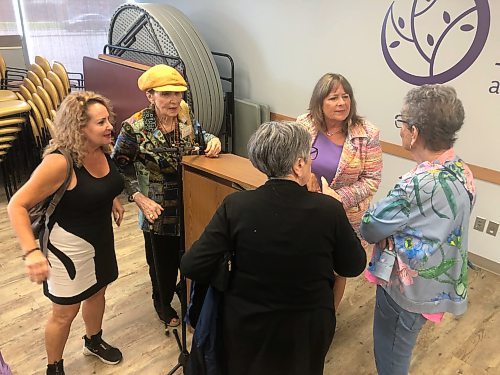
[326,128,342,136]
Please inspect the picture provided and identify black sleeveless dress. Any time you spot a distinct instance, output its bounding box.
[42,154,124,305]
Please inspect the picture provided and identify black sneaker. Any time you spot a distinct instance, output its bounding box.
[83,330,123,365]
[46,359,64,374]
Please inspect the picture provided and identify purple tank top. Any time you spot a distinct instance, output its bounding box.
[311,132,343,184]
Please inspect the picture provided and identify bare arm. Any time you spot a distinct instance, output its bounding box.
[7,154,69,283]
[112,197,125,226]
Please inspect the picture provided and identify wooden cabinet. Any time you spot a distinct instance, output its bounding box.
[182,153,266,249]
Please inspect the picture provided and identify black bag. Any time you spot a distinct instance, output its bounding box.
[29,149,73,244]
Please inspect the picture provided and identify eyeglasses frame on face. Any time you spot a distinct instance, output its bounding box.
[310,146,318,161]
[394,114,413,129]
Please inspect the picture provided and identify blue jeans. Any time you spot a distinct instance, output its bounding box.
[373,286,427,375]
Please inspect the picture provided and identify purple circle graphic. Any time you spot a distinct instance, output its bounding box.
[381,0,490,85]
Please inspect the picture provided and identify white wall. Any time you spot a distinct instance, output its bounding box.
[136,0,500,263]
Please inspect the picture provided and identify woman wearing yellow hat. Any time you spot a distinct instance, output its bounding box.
[112,64,221,327]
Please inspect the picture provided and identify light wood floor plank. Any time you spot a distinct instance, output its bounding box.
[1,196,499,374]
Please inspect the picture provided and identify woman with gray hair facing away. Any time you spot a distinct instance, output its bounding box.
[360,85,475,375]
[181,121,366,375]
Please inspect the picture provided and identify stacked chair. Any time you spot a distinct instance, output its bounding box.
[0,98,31,200]
[0,56,30,199]
[0,53,27,89]
[0,52,82,200]
[1,54,26,101]
[53,61,84,91]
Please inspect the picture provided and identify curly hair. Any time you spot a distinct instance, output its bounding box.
[43,91,114,166]
[308,73,363,135]
[403,84,464,151]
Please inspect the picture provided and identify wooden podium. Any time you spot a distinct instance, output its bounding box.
[182,153,267,249]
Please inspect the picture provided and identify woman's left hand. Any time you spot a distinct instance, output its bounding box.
[204,138,221,158]
[321,177,342,202]
[112,197,125,226]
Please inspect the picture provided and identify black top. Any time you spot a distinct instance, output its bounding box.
[181,179,366,312]
[53,154,123,230]
[43,153,124,304]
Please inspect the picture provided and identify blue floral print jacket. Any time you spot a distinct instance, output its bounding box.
[360,149,475,315]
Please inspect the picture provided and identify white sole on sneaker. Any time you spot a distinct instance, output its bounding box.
[82,346,122,365]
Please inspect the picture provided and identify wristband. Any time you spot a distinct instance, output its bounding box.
[22,247,41,260]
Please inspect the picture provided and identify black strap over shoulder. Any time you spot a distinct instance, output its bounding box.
[39,148,73,251]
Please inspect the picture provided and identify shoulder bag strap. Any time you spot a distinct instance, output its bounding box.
[40,148,73,251]
[45,148,73,215]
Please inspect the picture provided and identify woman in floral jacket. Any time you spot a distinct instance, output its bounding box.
[360,84,475,375]
[112,65,221,328]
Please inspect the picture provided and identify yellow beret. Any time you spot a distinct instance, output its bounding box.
[138,64,187,92]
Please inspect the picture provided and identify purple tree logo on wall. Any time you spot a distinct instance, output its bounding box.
[381,0,490,85]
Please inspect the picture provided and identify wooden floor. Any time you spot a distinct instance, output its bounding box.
[1,195,499,374]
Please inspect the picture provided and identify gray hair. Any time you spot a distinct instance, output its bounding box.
[247,121,312,178]
[403,84,464,151]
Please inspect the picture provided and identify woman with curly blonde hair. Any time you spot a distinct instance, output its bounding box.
[8,91,125,375]
[44,91,113,165]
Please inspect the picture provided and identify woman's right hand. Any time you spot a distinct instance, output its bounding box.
[134,193,164,223]
[25,250,49,284]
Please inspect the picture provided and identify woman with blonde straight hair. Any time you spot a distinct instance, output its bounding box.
[8,91,125,375]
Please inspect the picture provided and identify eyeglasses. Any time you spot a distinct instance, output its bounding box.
[394,114,411,129]
[310,146,318,161]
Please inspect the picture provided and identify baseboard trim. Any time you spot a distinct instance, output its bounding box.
[469,252,500,276]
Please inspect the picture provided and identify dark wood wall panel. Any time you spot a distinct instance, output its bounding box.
[83,56,150,133]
